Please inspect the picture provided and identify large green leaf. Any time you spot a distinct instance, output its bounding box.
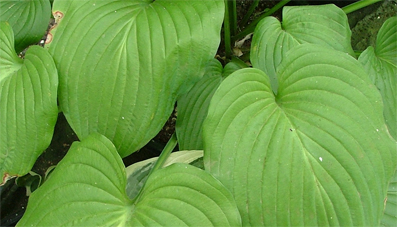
[0,0,51,53]
[18,133,241,226]
[0,21,58,185]
[176,59,244,150]
[47,0,224,157]
[203,44,396,226]
[250,4,355,93]
[359,16,397,140]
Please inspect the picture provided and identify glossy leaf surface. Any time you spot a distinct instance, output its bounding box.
[0,0,51,52]
[18,134,240,226]
[176,59,243,150]
[0,21,58,185]
[47,0,224,157]
[251,4,354,93]
[203,44,396,226]
[359,16,397,140]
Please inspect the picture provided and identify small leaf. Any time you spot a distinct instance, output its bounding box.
[251,4,355,93]
[176,59,244,150]
[359,16,397,140]
[203,44,396,226]
[18,134,240,226]
[0,0,51,52]
[47,0,225,157]
[0,21,58,185]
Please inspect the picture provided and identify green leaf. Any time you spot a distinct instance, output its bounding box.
[18,134,240,226]
[203,44,396,226]
[0,21,58,185]
[176,59,244,150]
[381,169,397,227]
[125,150,203,199]
[251,4,355,93]
[47,0,224,157]
[358,16,397,140]
[0,0,51,53]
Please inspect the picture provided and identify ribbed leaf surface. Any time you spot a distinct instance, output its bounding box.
[359,16,397,140]
[0,21,58,185]
[47,0,224,157]
[18,134,240,226]
[251,4,354,93]
[203,44,396,226]
[176,59,243,150]
[0,0,51,52]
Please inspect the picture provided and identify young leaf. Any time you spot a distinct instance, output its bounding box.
[0,21,58,185]
[359,16,397,140]
[203,44,396,226]
[251,4,355,93]
[176,59,244,150]
[17,134,240,226]
[0,0,51,53]
[47,0,224,157]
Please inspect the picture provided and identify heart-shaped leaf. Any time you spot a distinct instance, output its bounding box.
[250,4,355,93]
[46,0,224,157]
[0,21,58,185]
[0,0,51,53]
[359,16,397,140]
[17,133,241,226]
[203,44,396,226]
[176,59,244,150]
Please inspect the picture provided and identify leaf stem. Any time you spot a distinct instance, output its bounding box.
[224,0,236,59]
[233,0,290,42]
[342,0,382,14]
[149,132,178,174]
[239,0,260,28]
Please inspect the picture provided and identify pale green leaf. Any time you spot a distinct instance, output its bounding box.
[125,150,203,199]
[18,134,240,226]
[47,0,224,157]
[251,4,355,93]
[203,44,396,226]
[176,59,244,150]
[359,16,397,140]
[0,21,58,185]
[0,0,51,52]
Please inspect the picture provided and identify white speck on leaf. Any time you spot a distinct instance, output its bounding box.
[319,157,323,162]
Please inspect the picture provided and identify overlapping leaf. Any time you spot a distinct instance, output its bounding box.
[18,133,241,226]
[176,59,244,150]
[250,4,354,93]
[47,0,224,157]
[0,0,51,53]
[359,16,397,140]
[203,44,396,226]
[0,21,58,185]
[381,169,397,226]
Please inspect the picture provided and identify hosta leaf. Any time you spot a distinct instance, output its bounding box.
[47,0,224,157]
[203,44,396,226]
[251,4,355,93]
[125,150,203,199]
[0,21,58,185]
[381,169,397,226]
[176,59,244,150]
[359,16,397,140]
[0,0,51,53]
[18,134,240,226]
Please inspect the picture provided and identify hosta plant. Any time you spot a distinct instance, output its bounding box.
[0,0,396,226]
